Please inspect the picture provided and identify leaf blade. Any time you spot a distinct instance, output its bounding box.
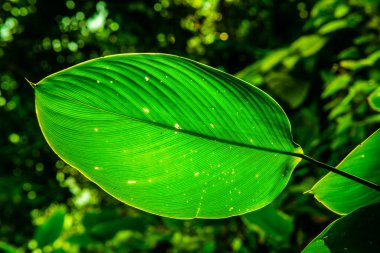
[311,129,380,215]
[35,53,302,218]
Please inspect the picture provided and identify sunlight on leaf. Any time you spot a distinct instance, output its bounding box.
[311,129,380,215]
[34,53,302,218]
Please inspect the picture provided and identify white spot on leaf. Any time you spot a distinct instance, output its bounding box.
[127,180,137,184]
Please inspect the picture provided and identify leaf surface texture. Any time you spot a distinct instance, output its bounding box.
[35,54,302,218]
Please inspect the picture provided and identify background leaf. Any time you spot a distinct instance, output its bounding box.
[290,35,327,57]
[35,53,302,218]
[368,87,380,112]
[82,209,150,240]
[322,74,351,99]
[34,207,66,248]
[302,202,380,253]
[0,242,17,253]
[311,129,380,215]
[265,72,310,109]
[242,204,294,242]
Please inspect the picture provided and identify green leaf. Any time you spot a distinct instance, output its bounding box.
[340,50,380,71]
[291,35,327,57]
[235,64,265,86]
[319,19,348,34]
[322,74,351,99]
[242,204,294,242]
[282,55,300,69]
[259,48,290,72]
[302,202,380,253]
[368,87,380,112]
[334,4,350,18]
[0,242,17,253]
[354,34,377,45]
[311,130,380,215]
[66,233,100,246]
[235,48,290,77]
[82,208,120,228]
[34,207,66,248]
[82,209,150,240]
[89,217,148,240]
[265,72,310,109]
[337,47,360,60]
[34,53,302,218]
[319,14,362,35]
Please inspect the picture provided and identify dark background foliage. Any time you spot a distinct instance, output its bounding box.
[0,0,379,252]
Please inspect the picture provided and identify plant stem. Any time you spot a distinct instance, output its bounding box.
[299,154,380,192]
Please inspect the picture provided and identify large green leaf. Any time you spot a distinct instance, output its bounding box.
[302,202,380,253]
[311,129,380,215]
[34,53,302,218]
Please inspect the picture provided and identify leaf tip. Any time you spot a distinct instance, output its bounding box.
[303,189,313,195]
[25,77,37,89]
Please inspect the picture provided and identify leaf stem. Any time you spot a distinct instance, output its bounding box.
[299,153,380,192]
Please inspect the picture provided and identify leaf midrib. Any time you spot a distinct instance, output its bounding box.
[37,88,302,158]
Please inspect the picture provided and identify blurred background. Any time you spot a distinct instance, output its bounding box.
[0,0,379,252]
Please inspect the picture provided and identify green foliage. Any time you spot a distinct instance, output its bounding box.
[237,0,380,159]
[1,0,379,252]
[35,53,302,218]
[311,130,380,215]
